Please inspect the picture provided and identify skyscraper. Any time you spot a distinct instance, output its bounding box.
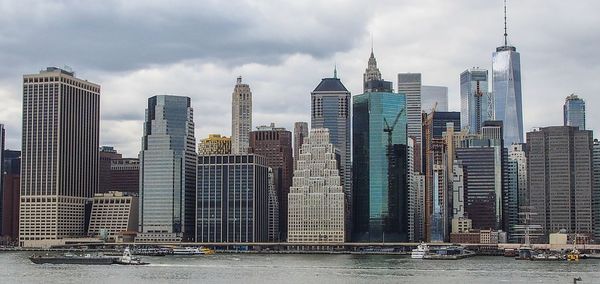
[288,128,345,243]
[421,85,449,112]
[493,2,523,145]
[563,94,586,130]
[2,150,20,241]
[593,139,600,242]
[363,50,382,92]
[455,139,503,231]
[196,154,269,242]
[20,67,100,247]
[460,68,493,134]
[293,122,309,169]
[138,95,196,242]
[311,71,352,236]
[508,143,528,207]
[0,124,4,235]
[231,76,252,154]
[249,123,293,240]
[527,126,593,241]
[398,73,422,174]
[353,84,408,242]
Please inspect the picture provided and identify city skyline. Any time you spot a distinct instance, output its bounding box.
[0,1,599,158]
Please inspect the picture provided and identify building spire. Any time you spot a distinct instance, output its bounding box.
[503,0,508,46]
[333,64,337,79]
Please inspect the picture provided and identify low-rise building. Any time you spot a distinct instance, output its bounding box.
[87,191,138,242]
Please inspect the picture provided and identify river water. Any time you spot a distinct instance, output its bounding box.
[0,251,598,283]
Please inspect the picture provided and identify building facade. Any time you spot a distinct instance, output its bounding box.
[110,158,139,194]
[353,88,408,242]
[196,154,269,242]
[398,73,422,172]
[460,68,493,134]
[455,140,503,231]
[293,122,309,169]
[288,129,345,243]
[98,146,122,193]
[527,126,593,241]
[139,95,196,241]
[231,77,252,154]
[593,139,600,242]
[563,94,586,130]
[2,150,20,242]
[421,85,448,112]
[267,168,279,241]
[87,191,139,241]
[509,143,528,207]
[249,123,293,240]
[20,67,100,247]
[310,73,352,237]
[0,124,4,235]
[198,134,231,155]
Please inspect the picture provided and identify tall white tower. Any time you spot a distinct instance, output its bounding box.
[231,76,252,154]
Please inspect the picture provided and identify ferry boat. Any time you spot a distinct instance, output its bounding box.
[114,247,149,265]
[172,247,215,255]
[29,252,115,265]
[411,243,429,259]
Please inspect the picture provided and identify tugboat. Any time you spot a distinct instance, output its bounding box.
[567,239,580,262]
[29,252,115,265]
[411,243,429,259]
[114,247,149,265]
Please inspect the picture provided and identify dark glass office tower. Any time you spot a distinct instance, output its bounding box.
[139,95,196,242]
[353,84,408,242]
[196,154,269,243]
[311,72,351,239]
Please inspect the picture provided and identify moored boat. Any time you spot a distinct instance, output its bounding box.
[29,253,115,265]
[172,247,215,255]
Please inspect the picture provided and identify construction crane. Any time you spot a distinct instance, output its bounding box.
[383,107,406,149]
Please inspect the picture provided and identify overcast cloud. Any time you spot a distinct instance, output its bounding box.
[1,0,599,157]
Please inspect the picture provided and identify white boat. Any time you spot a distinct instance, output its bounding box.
[411,243,429,259]
[172,247,214,255]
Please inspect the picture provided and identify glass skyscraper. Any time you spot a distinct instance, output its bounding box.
[460,68,493,134]
[139,95,196,242]
[311,72,351,237]
[493,45,523,145]
[563,94,586,130]
[353,85,408,242]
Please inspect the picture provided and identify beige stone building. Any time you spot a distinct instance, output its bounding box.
[287,129,345,243]
[87,191,138,242]
[198,134,231,155]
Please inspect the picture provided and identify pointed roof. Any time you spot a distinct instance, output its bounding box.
[313,77,349,93]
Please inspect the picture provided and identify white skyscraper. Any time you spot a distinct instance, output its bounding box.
[288,128,345,243]
[231,76,252,154]
[508,143,528,207]
[398,73,422,168]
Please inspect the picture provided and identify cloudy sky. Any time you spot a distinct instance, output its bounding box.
[1,0,598,157]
